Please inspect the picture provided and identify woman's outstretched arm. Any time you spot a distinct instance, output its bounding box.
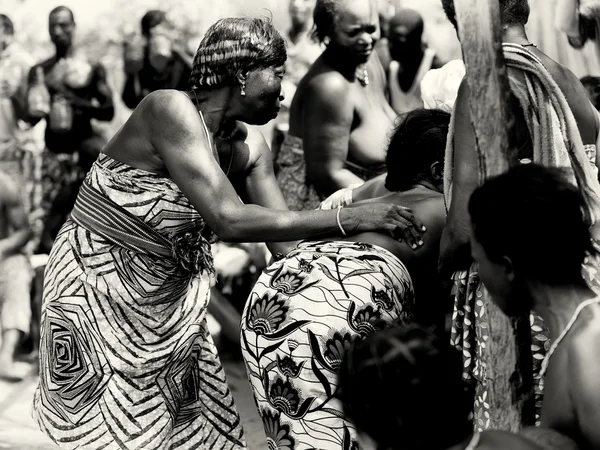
[149,90,425,247]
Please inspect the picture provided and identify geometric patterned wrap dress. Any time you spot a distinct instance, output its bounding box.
[241,241,415,450]
[33,154,246,450]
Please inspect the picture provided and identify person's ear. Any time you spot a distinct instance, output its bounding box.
[430,161,443,182]
[502,255,515,284]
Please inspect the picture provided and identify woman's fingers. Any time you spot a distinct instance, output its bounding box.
[391,207,424,250]
[395,205,426,232]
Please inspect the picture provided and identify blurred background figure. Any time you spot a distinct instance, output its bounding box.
[0,171,33,382]
[0,14,36,214]
[25,6,114,254]
[277,0,396,211]
[121,9,194,109]
[271,0,322,165]
[386,9,444,115]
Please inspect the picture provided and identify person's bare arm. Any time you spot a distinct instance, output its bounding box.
[148,91,425,246]
[0,175,32,259]
[438,80,479,277]
[62,64,115,121]
[240,126,299,256]
[568,333,600,449]
[303,74,364,196]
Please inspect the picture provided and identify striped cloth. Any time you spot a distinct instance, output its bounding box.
[33,153,245,449]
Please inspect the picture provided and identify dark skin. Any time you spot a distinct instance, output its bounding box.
[25,10,114,156]
[439,24,600,277]
[387,21,444,92]
[346,182,447,326]
[122,23,193,110]
[101,69,425,256]
[288,0,397,196]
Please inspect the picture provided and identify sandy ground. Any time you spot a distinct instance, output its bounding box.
[0,355,266,450]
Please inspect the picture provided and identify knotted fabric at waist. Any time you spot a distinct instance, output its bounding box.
[70,179,214,275]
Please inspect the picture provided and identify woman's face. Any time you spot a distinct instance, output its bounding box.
[330,0,380,64]
[239,65,286,125]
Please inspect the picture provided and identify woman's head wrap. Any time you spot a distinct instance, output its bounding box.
[189,17,287,89]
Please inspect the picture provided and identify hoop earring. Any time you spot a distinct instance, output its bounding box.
[240,80,246,96]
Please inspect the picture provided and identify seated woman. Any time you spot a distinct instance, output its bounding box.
[241,109,450,450]
[276,0,397,211]
[336,324,579,450]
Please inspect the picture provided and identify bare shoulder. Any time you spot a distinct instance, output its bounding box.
[568,316,600,381]
[243,124,269,153]
[305,70,353,106]
[231,122,270,167]
[139,90,199,130]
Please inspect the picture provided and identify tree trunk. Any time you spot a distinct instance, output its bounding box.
[453,0,533,430]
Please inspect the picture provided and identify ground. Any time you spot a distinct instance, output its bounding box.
[0,354,266,450]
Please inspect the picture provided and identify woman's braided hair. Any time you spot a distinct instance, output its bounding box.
[189,17,287,90]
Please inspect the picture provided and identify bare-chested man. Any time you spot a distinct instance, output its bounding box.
[0,170,33,382]
[470,164,600,450]
[277,0,398,211]
[25,6,114,252]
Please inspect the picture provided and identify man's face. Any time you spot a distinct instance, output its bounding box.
[470,223,531,317]
[49,10,74,49]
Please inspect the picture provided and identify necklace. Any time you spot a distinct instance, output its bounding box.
[356,64,369,87]
[540,296,600,378]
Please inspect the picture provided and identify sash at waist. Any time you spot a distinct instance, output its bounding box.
[70,179,174,258]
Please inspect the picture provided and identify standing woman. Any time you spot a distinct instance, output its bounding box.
[277,0,397,211]
[33,17,422,450]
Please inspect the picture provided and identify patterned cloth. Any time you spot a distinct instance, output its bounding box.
[276,135,386,211]
[241,241,414,450]
[33,154,246,450]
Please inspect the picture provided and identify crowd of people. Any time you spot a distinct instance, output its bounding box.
[1,0,600,449]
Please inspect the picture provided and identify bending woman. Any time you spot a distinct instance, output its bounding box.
[276,0,397,211]
[33,18,423,450]
[241,109,449,450]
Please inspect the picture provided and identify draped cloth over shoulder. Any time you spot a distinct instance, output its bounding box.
[444,44,600,431]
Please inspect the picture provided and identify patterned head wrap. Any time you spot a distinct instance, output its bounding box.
[190,17,287,89]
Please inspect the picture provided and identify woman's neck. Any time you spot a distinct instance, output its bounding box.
[322,46,360,80]
[532,283,597,340]
[191,88,237,138]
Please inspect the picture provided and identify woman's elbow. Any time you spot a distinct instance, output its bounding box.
[210,207,250,243]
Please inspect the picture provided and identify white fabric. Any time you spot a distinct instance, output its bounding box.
[420,59,466,114]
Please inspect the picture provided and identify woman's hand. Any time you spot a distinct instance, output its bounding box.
[342,202,426,250]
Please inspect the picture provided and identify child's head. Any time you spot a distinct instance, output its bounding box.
[336,324,470,450]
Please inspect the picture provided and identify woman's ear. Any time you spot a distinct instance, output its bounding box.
[236,71,248,86]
